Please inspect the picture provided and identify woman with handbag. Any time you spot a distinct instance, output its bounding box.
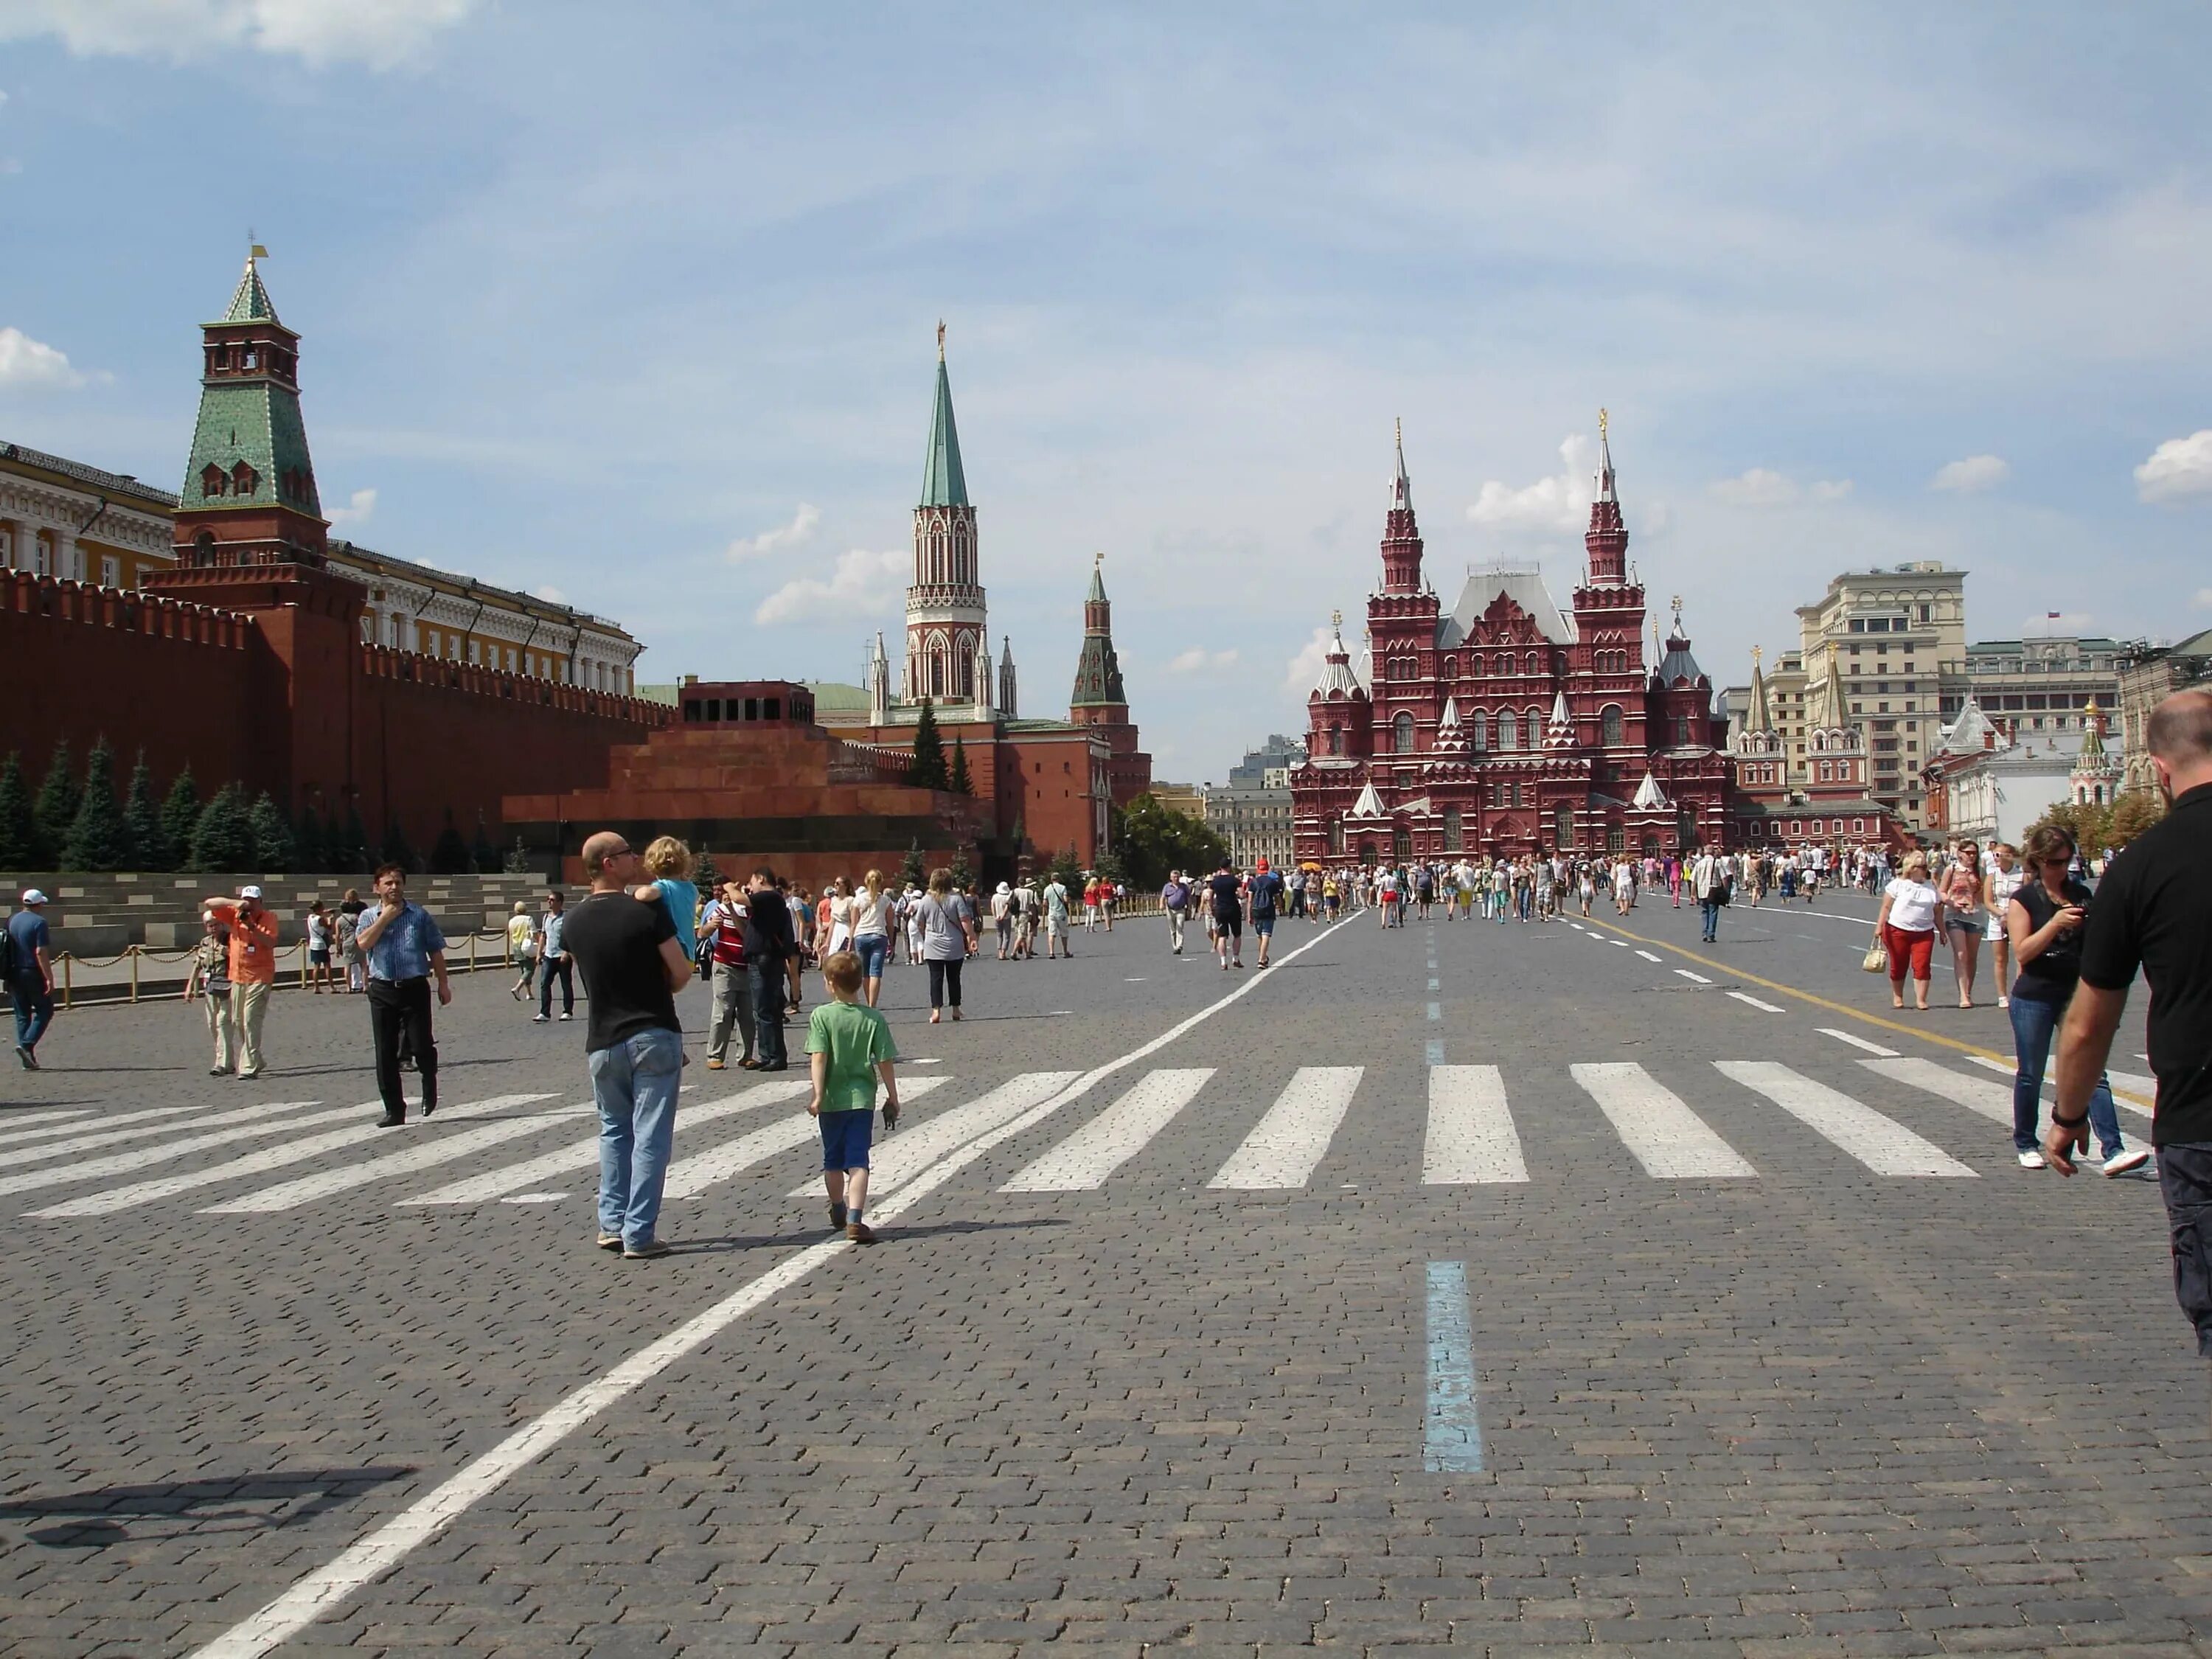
[1874,850,1941,1011]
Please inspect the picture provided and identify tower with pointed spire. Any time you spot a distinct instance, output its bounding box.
[173,247,329,569]
[1068,553,1153,807]
[904,323,990,706]
[1380,418,1423,594]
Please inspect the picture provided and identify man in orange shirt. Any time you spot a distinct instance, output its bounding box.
[204,884,279,1078]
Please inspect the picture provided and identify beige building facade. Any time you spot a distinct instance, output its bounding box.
[0,441,180,592]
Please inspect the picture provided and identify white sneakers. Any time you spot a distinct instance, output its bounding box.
[2018,1150,2047,1169]
[2103,1149,2152,1177]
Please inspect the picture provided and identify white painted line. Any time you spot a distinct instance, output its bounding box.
[499,1192,567,1204]
[1427,977,1440,990]
[202,1106,594,1213]
[188,896,1353,1659]
[1674,969,1712,984]
[1572,1062,1755,1178]
[907,1057,944,1065]
[1966,1054,2012,1077]
[400,1080,811,1206]
[665,1118,817,1199]
[1635,950,1662,963]
[1208,1067,1363,1189]
[821,1073,1056,1196]
[0,1107,101,1144]
[1002,1068,1214,1191]
[1715,1061,1976,1178]
[0,1096,322,1173]
[1124,976,1146,982]
[1421,1065,1527,1184]
[1726,991,1786,1014]
[1964,1051,2151,1117]
[2107,1067,2159,1099]
[27,1095,557,1217]
[0,1102,342,1199]
[1818,1028,1897,1057]
[1613,939,1633,949]
[1858,1057,2012,1126]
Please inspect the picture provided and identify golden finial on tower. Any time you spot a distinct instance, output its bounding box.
[936,319,945,361]
[1094,550,1103,568]
[1395,416,1402,445]
[1752,644,1763,665]
[1599,407,1609,439]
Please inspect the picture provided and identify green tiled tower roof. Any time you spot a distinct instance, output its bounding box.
[180,254,321,521]
[920,327,968,507]
[218,257,280,324]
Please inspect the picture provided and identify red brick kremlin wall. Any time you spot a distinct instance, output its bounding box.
[1,568,669,855]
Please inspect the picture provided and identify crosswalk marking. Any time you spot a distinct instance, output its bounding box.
[1714,1061,1977,1178]
[1571,1063,1755,1178]
[0,1107,99,1144]
[1966,1053,2152,1117]
[1675,969,1712,984]
[0,1098,318,1171]
[1208,1067,1363,1189]
[1002,1069,1213,1192]
[0,1102,340,1199]
[1818,1028,1897,1057]
[25,1094,557,1218]
[2107,1067,2159,1099]
[399,1079,811,1206]
[201,1106,595,1214]
[1422,1065,1526,1184]
[1635,950,1663,962]
[1727,992,1785,1013]
[1859,1057,2012,1125]
[836,1073,1070,1197]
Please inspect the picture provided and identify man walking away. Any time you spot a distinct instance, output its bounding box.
[1161,871,1190,956]
[355,863,451,1125]
[745,869,795,1071]
[7,888,55,1070]
[2048,689,2212,1364]
[1248,857,1285,968]
[533,888,574,1023]
[564,830,693,1259]
[203,884,279,1078]
[184,911,235,1076]
[1209,859,1245,970]
[1691,845,1730,943]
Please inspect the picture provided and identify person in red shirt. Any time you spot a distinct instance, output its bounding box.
[203,884,279,1079]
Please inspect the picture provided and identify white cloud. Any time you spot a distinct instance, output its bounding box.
[1284,624,1337,698]
[1930,454,2009,493]
[0,0,476,69]
[1708,468,1851,507]
[0,325,88,389]
[326,485,376,527]
[2192,588,2212,610]
[1809,479,1854,502]
[754,547,904,625]
[533,584,567,605]
[1169,647,1239,675]
[726,501,820,562]
[1466,434,1594,534]
[2135,431,2212,503]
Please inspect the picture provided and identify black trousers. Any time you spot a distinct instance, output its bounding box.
[2160,1141,2212,1359]
[926,958,963,1010]
[540,956,574,1017]
[369,976,437,1117]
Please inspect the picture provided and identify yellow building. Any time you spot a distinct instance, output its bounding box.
[0,441,179,591]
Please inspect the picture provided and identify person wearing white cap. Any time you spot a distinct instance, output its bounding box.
[990,881,1013,959]
[7,888,55,1070]
[202,884,279,1077]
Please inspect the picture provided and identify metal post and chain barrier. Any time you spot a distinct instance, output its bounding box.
[12,928,512,1012]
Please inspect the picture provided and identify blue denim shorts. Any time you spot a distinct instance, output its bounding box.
[819,1108,874,1171]
[852,934,888,978]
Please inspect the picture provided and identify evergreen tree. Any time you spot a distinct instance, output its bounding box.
[899,839,928,891]
[1093,844,1127,889]
[470,813,500,874]
[1048,843,1082,892]
[947,734,973,796]
[189,785,256,873]
[908,698,949,790]
[948,852,975,894]
[382,817,419,874]
[340,802,372,872]
[502,835,536,875]
[248,791,296,873]
[429,810,473,874]
[121,752,168,871]
[60,740,131,871]
[293,802,327,873]
[0,753,38,870]
[31,739,79,867]
[159,765,201,871]
[693,846,723,897]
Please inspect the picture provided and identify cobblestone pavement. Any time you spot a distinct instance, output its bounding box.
[2,894,2206,1657]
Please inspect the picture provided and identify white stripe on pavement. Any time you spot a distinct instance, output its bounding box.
[1858,1057,2012,1125]
[1726,992,1786,1014]
[1001,1069,1214,1192]
[1635,950,1662,962]
[809,1073,1068,1197]
[0,1097,319,1171]
[27,1095,557,1217]
[1421,1065,1526,1184]
[201,1106,595,1214]
[1714,1061,1976,1178]
[398,1079,811,1206]
[1818,1028,1897,1057]
[0,1102,338,1199]
[0,1107,100,1144]
[1965,1051,2152,1116]
[1674,969,1712,984]
[1572,1062,1755,1178]
[1208,1067,1363,1189]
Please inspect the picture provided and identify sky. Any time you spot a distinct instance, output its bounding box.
[3,1,2210,785]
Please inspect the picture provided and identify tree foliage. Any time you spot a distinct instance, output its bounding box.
[121,753,170,871]
[908,699,949,790]
[60,740,131,871]
[470,815,501,875]
[248,792,296,873]
[898,840,928,891]
[2106,788,2166,850]
[382,817,420,874]
[338,803,372,873]
[948,853,975,894]
[159,766,202,871]
[189,785,257,873]
[429,810,473,874]
[1047,843,1082,892]
[0,754,38,869]
[293,803,328,873]
[31,739,79,867]
[1110,793,1228,890]
[947,734,973,796]
[2025,799,2113,862]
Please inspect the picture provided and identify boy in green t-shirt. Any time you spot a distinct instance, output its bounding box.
[805,950,900,1244]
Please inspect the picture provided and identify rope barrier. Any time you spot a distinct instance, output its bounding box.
[35,929,512,1009]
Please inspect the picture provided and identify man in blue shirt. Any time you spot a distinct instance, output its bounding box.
[8,888,55,1070]
[532,888,574,1023]
[355,862,451,1125]
[1247,858,1287,969]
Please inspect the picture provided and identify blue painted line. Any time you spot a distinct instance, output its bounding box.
[1424,1260,1483,1472]
[1425,1039,1445,1065]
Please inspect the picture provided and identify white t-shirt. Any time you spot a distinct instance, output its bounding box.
[1884,877,1940,933]
[849,888,891,938]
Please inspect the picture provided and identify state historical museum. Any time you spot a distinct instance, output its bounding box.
[1293,419,1730,865]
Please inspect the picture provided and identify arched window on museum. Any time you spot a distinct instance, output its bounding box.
[1601,704,1624,745]
[1393,712,1416,754]
[1496,709,1518,750]
[1468,710,1486,752]
[1526,709,1543,748]
[1607,820,1625,853]
[1330,820,1346,855]
[1554,804,1574,847]
[1524,652,1541,676]
[1442,655,1456,681]
[1443,807,1464,852]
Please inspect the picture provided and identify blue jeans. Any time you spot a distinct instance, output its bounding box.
[750,961,787,1066]
[10,974,53,1052]
[852,934,888,981]
[2008,992,2124,1158]
[1700,898,1721,941]
[588,1026,683,1247]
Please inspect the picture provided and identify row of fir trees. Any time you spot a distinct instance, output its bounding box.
[0,740,506,876]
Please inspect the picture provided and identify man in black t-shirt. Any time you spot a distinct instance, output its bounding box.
[743,869,796,1071]
[563,830,694,1260]
[1208,860,1244,972]
[2051,689,2212,1357]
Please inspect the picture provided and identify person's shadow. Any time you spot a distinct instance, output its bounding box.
[0,1465,416,1548]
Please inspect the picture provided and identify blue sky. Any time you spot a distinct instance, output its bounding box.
[4,2,2210,784]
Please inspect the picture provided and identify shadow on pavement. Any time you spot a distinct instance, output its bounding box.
[670,1217,1068,1255]
[1,1464,417,1548]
